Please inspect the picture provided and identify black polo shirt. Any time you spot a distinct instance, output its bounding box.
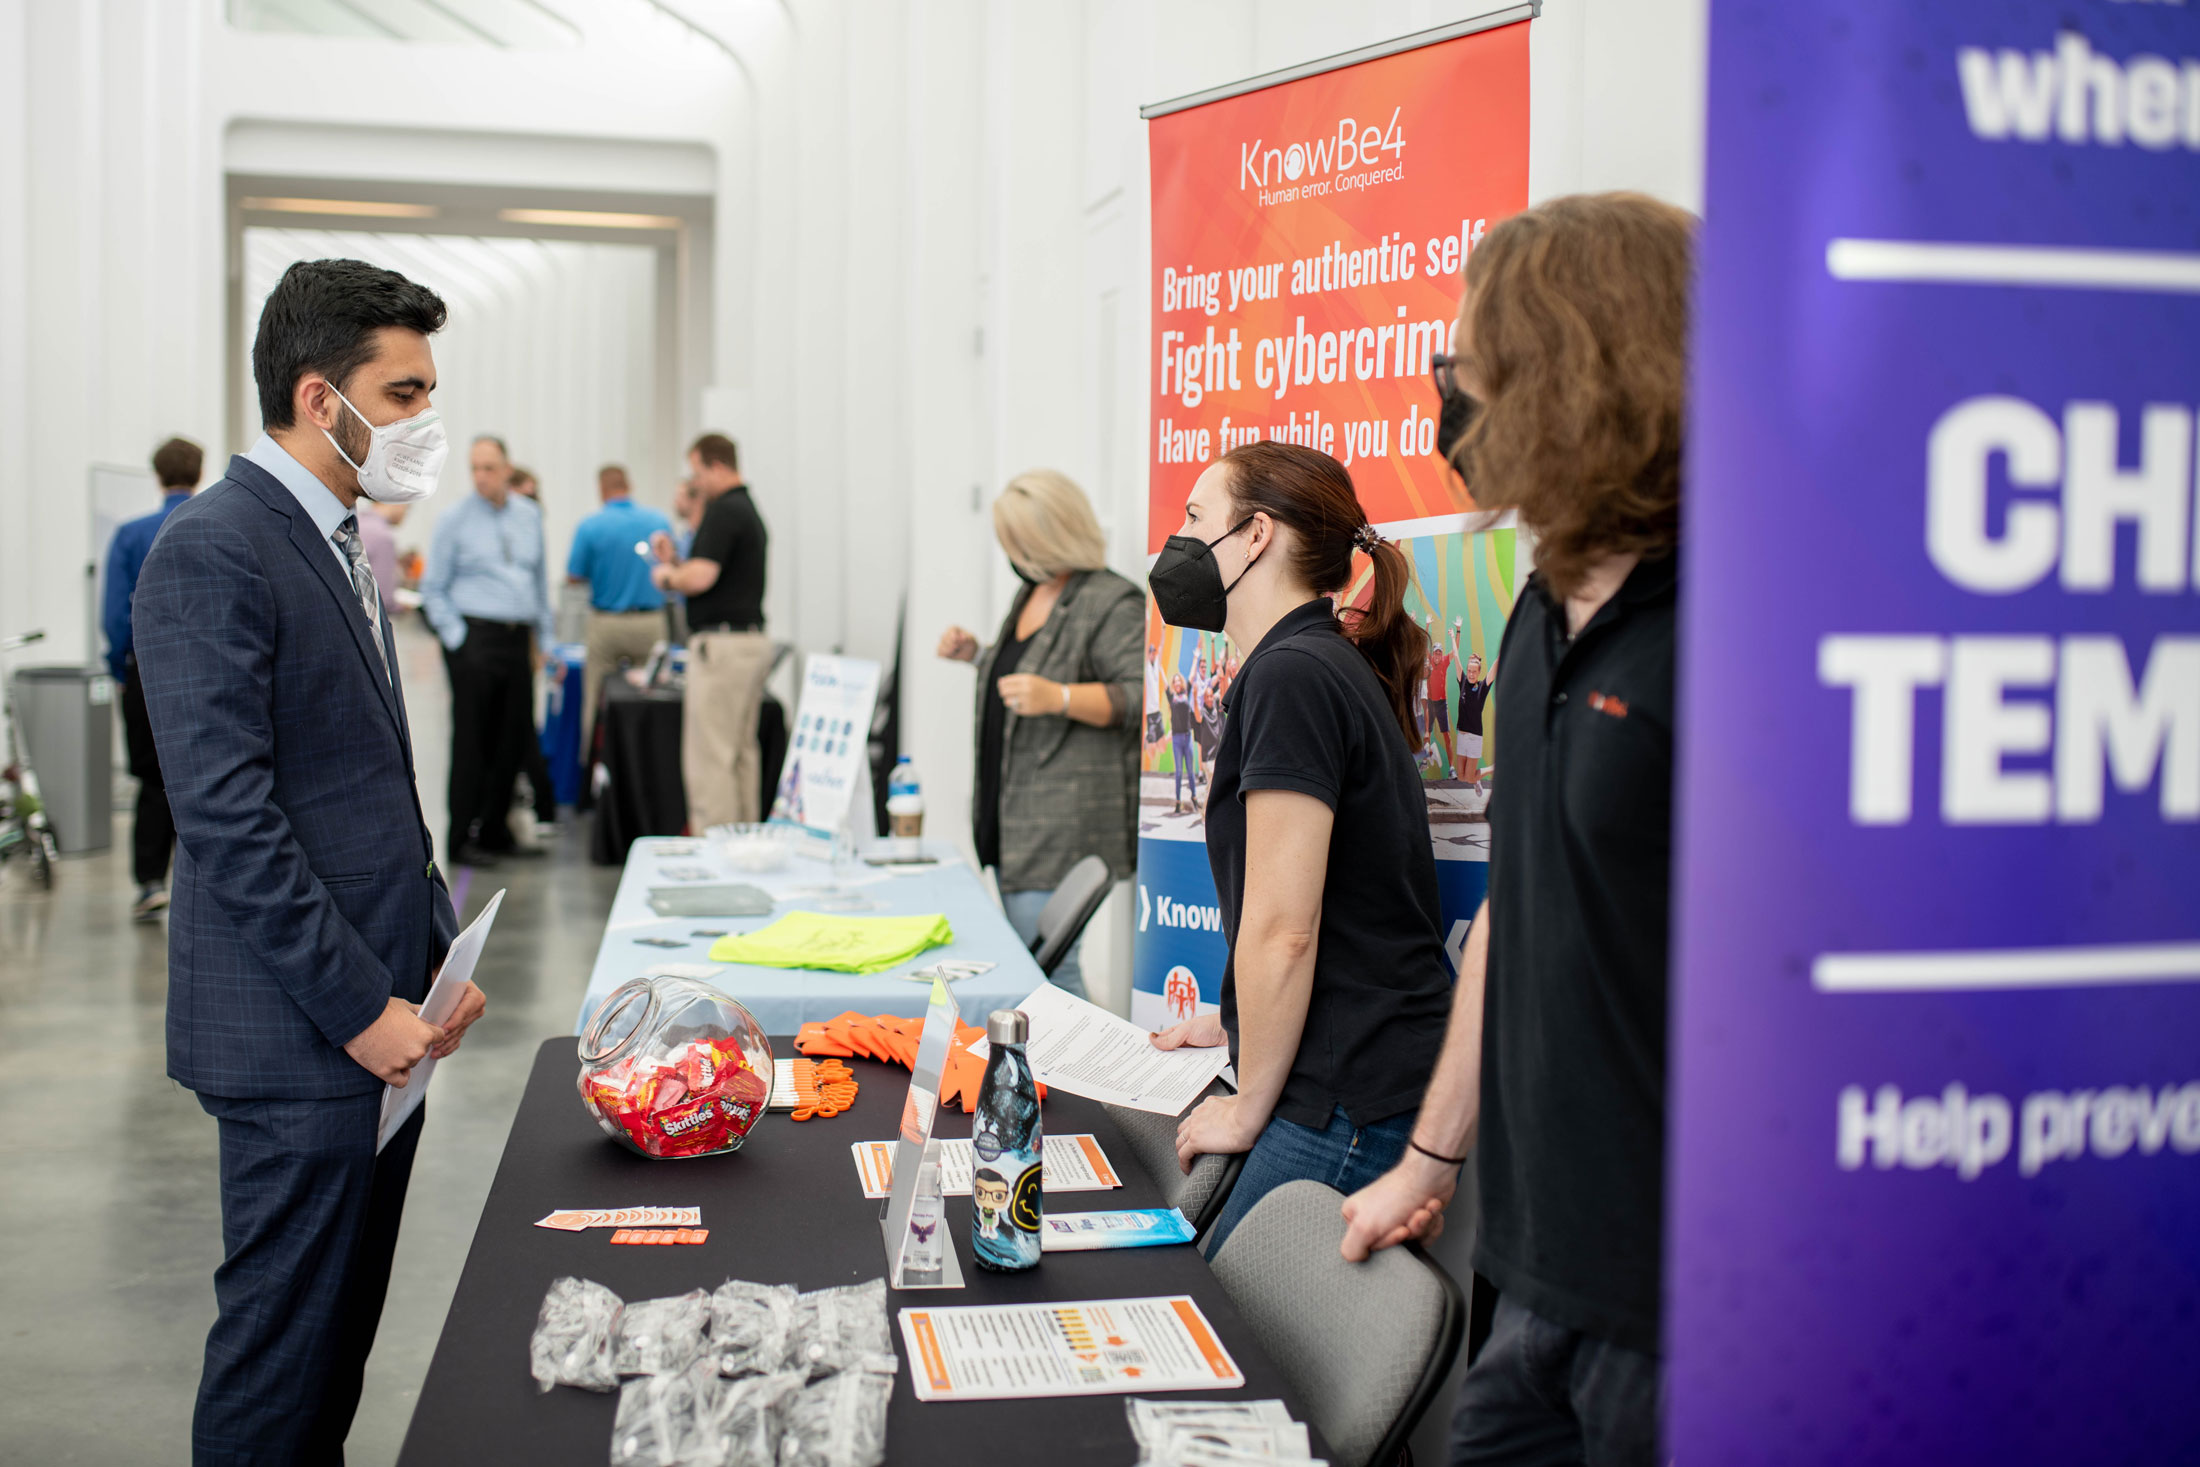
[685,485,769,631]
[1206,599,1452,1130]
[1474,555,1676,1356]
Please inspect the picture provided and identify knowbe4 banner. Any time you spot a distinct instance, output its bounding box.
[1143,21,1526,535]
[1673,4,2200,1462]
[1134,22,1528,1029]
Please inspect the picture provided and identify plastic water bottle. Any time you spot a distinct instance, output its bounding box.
[971,1009,1042,1272]
[886,755,924,859]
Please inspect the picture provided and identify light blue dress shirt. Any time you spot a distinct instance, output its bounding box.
[566,497,673,612]
[244,434,353,579]
[420,489,556,651]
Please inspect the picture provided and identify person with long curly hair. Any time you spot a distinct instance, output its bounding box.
[1341,192,1693,1466]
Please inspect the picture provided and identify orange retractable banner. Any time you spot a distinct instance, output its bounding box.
[1144,20,1529,543]
[1133,21,1531,1031]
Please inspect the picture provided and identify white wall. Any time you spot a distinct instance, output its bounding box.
[0,0,737,668]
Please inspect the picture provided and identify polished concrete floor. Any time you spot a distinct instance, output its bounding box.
[0,619,619,1464]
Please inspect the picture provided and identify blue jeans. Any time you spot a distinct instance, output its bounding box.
[1206,1104,1417,1255]
[1002,886,1085,1000]
[1171,732,1195,804]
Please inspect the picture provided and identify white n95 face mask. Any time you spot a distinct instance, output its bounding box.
[322,383,449,504]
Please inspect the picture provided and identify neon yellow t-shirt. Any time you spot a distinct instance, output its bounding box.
[706,911,954,974]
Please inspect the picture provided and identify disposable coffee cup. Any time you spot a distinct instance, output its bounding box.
[886,793,924,858]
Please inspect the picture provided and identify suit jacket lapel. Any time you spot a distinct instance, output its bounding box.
[381,613,417,765]
[228,457,405,732]
[1013,572,1085,679]
[284,510,406,730]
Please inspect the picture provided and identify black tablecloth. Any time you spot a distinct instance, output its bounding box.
[397,1038,1326,1465]
[589,680,687,864]
[588,681,788,865]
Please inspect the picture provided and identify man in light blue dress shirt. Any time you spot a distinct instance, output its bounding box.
[419,434,556,866]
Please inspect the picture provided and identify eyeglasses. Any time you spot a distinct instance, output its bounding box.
[1429,352,1469,402]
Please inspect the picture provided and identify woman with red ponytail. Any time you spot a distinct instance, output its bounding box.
[1146,439,1453,1252]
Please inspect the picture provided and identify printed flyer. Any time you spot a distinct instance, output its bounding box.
[900,1296,1245,1402]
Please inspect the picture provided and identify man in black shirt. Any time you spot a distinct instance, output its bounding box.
[1339,192,1693,1466]
[651,433,771,829]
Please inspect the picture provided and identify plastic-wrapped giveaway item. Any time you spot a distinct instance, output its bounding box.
[616,1289,712,1378]
[1124,1399,1318,1467]
[776,1355,895,1467]
[579,975,774,1160]
[711,1280,799,1378]
[611,1359,723,1467]
[708,1369,804,1467]
[788,1279,894,1380]
[530,1276,625,1394]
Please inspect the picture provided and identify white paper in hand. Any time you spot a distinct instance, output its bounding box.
[377,889,504,1152]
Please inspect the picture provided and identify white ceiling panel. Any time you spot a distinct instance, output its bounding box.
[227,0,582,48]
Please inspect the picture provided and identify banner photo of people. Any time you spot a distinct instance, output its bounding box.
[1133,20,1529,1029]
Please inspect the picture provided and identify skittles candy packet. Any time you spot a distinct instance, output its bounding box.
[584,1036,769,1159]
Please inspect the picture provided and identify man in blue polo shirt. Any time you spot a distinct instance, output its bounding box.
[567,464,672,754]
[102,435,202,921]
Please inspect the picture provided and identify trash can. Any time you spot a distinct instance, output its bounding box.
[9,666,113,854]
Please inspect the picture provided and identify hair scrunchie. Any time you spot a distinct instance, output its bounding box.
[1352,523,1385,552]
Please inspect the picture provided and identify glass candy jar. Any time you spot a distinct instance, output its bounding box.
[577,975,773,1159]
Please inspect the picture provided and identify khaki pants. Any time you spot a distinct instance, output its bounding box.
[683,629,773,830]
[583,609,663,756]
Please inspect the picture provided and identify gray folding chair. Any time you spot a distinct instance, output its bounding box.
[1026,853,1112,978]
[1209,1180,1465,1467]
[1102,1079,1245,1237]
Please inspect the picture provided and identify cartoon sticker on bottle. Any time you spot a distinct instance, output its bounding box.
[972,1168,1012,1243]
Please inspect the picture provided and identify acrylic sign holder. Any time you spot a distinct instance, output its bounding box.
[880,975,966,1289]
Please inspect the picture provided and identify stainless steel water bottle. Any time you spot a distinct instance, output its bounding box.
[970,1008,1041,1271]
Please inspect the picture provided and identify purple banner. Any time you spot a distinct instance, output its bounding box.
[1672,3,2200,1462]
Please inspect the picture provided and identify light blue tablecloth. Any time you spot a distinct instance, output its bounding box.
[573,837,1048,1036]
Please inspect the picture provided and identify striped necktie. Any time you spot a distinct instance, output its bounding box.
[332,514,392,684]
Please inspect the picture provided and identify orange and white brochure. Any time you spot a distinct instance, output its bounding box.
[852,1134,1123,1200]
[899,1296,1244,1402]
[534,1206,701,1231]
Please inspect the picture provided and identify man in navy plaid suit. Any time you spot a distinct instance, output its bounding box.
[136,258,487,1465]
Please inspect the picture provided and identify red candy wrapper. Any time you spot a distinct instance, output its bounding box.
[679,1048,720,1093]
[580,1028,772,1159]
[651,1094,731,1155]
[578,978,774,1160]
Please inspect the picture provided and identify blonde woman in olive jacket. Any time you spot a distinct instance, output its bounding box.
[937,469,1144,998]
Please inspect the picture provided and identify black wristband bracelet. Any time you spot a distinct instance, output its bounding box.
[1409,1138,1468,1167]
